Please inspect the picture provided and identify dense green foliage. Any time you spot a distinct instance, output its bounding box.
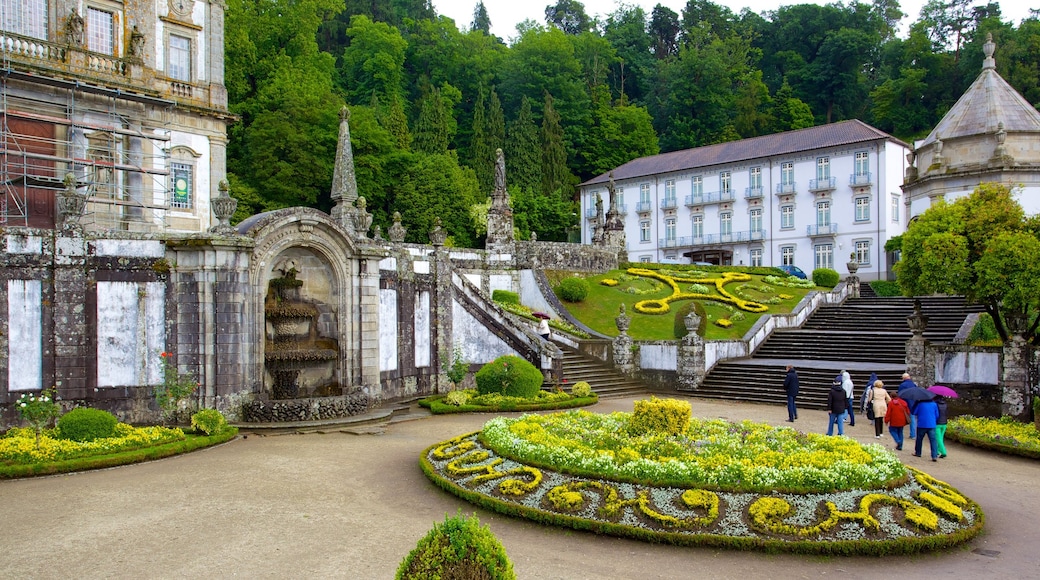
[555,276,590,302]
[491,289,520,305]
[812,268,840,288]
[869,280,902,297]
[474,355,544,398]
[225,0,1040,245]
[191,409,230,436]
[395,512,515,580]
[57,408,118,442]
[895,184,1040,342]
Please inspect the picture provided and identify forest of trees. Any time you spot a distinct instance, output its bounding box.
[224,0,1040,246]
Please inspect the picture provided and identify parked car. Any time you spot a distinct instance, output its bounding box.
[691,261,714,266]
[778,265,807,279]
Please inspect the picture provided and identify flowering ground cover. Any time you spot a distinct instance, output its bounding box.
[946,416,1040,459]
[421,410,984,554]
[0,423,237,478]
[419,389,598,414]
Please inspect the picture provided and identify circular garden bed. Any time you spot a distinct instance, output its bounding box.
[421,405,984,554]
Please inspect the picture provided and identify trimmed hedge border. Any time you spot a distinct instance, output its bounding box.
[0,428,238,479]
[420,432,984,555]
[418,395,598,415]
[943,429,1040,460]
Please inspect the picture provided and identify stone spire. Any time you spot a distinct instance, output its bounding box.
[982,33,995,70]
[330,106,359,224]
[485,148,515,253]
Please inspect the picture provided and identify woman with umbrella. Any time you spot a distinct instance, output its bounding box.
[533,312,551,339]
[928,386,958,458]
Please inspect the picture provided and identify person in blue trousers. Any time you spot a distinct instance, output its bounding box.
[912,398,940,461]
[826,380,847,435]
[898,372,919,439]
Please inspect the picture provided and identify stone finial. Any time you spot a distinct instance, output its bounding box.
[209,179,239,234]
[530,231,537,242]
[429,217,447,246]
[351,195,372,238]
[983,33,995,70]
[683,311,701,334]
[372,224,383,241]
[615,303,630,334]
[330,105,359,224]
[993,121,1010,162]
[388,211,407,243]
[907,298,929,336]
[494,147,506,193]
[56,172,87,228]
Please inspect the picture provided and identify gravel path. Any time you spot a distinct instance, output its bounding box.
[2,396,1038,579]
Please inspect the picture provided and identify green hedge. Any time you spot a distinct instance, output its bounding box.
[420,394,598,414]
[555,277,590,302]
[812,268,840,288]
[396,512,515,579]
[491,289,520,305]
[474,355,544,398]
[57,408,119,442]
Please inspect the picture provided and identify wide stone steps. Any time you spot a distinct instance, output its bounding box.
[545,345,650,399]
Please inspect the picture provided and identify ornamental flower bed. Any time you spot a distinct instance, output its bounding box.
[419,389,598,415]
[945,416,1040,459]
[421,408,984,554]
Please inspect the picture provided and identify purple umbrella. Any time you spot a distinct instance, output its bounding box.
[532,312,551,320]
[927,385,959,398]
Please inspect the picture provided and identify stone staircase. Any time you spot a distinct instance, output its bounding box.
[546,343,650,399]
[694,295,985,410]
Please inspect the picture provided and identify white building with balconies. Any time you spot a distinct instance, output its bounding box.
[580,120,910,280]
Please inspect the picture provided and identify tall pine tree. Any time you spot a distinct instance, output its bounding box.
[471,2,492,35]
[540,92,569,197]
[413,86,450,154]
[487,87,505,168]
[506,95,541,194]
[470,88,493,193]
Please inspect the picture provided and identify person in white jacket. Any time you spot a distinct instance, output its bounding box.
[840,370,856,426]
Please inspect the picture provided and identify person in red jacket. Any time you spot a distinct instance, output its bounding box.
[885,396,911,451]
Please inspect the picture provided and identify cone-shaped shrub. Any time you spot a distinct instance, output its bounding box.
[396,512,515,580]
[475,355,544,398]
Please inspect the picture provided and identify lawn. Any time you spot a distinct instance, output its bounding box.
[551,266,819,340]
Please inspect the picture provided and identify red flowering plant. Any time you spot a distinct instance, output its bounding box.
[156,351,199,425]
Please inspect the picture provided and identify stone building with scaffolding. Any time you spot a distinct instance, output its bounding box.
[1,0,231,231]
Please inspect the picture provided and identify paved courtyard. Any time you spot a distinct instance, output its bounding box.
[2,395,1039,579]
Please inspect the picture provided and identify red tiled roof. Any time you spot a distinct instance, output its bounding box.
[581,119,907,186]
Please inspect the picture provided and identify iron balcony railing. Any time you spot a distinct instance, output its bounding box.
[775,182,797,195]
[660,230,767,248]
[807,223,838,236]
[684,190,735,206]
[745,187,764,200]
[808,177,836,192]
[636,201,653,212]
[850,172,872,186]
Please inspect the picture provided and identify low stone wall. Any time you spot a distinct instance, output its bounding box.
[240,392,371,422]
[515,240,618,272]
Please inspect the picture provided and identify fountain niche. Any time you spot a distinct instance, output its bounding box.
[241,258,368,423]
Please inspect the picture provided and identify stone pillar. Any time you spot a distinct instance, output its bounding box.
[612,304,636,376]
[208,134,229,230]
[431,227,453,393]
[677,312,705,391]
[846,255,860,299]
[357,257,382,396]
[1001,314,1031,419]
[207,0,228,109]
[905,299,930,385]
[52,232,89,400]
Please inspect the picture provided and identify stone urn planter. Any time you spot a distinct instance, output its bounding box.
[846,253,859,275]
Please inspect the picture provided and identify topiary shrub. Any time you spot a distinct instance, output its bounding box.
[491,289,519,305]
[571,381,592,397]
[812,268,840,287]
[474,355,544,399]
[57,407,119,442]
[555,277,589,302]
[629,397,691,436]
[673,300,708,339]
[396,512,515,580]
[191,409,228,435]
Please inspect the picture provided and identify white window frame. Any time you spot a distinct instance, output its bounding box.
[720,212,732,235]
[780,205,794,229]
[87,6,115,55]
[749,167,762,190]
[639,255,652,263]
[855,240,871,265]
[640,183,651,204]
[855,151,869,176]
[2,0,48,40]
[691,176,702,196]
[691,214,703,238]
[750,248,763,267]
[817,200,831,227]
[781,162,794,185]
[665,217,676,241]
[815,243,834,270]
[781,246,795,266]
[639,219,651,243]
[816,157,830,180]
[664,179,676,203]
[720,171,731,193]
[750,208,762,232]
[891,195,900,222]
[168,34,193,81]
[855,196,870,222]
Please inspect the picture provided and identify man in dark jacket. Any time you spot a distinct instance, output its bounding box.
[826,382,848,435]
[898,372,919,439]
[784,365,799,422]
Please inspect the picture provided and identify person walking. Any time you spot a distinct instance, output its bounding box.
[866,379,891,438]
[840,370,855,426]
[537,318,551,340]
[935,396,949,458]
[783,365,799,422]
[885,395,911,450]
[826,379,847,436]
[898,373,919,439]
[912,398,940,461]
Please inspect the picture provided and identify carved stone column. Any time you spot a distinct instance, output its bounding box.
[612,304,636,376]
[905,299,930,386]
[677,312,705,391]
